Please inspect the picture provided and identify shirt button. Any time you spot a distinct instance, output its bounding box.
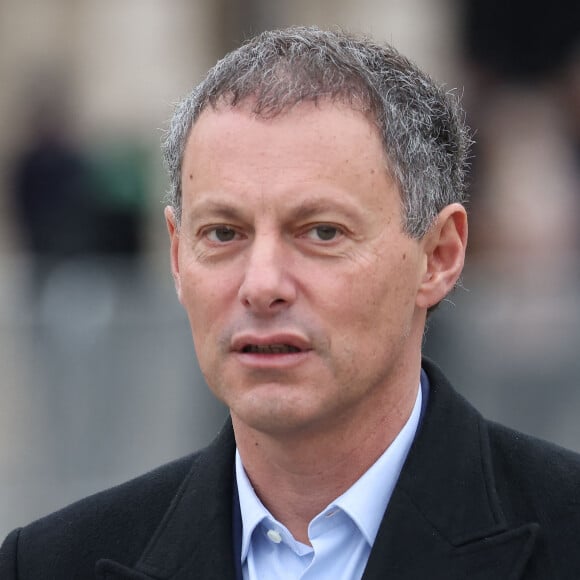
[266,529,282,543]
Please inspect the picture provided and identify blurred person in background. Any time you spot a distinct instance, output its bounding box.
[11,96,98,288]
[461,0,580,255]
[11,81,149,285]
[2,26,580,580]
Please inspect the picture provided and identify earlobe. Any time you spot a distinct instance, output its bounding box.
[164,206,182,302]
[416,203,468,310]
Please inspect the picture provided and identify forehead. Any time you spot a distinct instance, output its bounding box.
[183,100,391,186]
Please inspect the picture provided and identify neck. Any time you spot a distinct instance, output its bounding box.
[233,364,420,544]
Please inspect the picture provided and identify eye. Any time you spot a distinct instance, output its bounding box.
[205,226,238,243]
[305,225,342,242]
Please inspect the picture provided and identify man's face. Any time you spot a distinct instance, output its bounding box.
[167,101,432,438]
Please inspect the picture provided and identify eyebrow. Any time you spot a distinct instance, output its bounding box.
[185,192,362,228]
[287,196,362,223]
[185,198,249,227]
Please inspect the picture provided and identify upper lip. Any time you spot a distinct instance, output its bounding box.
[231,333,312,353]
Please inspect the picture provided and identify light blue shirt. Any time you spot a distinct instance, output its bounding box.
[236,382,422,580]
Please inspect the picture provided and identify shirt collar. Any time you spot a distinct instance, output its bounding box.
[235,450,272,562]
[236,380,422,558]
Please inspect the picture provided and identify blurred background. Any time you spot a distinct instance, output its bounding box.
[1,0,578,538]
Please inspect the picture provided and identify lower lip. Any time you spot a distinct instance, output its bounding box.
[234,350,312,369]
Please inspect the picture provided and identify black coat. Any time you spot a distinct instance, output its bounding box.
[2,359,580,579]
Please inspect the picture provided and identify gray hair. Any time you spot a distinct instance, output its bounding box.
[162,26,471,238]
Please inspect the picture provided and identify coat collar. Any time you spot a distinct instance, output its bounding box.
[362,359,538,579]
[97,359,538,579]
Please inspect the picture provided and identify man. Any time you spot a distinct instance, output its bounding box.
[1,26,579,580]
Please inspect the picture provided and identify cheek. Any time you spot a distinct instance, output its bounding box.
[180,259,237,310]
[179,272,222,340]
[333,255,418,335]
[180,267,244,371]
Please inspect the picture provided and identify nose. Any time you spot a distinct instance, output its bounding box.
[238,234,297,315]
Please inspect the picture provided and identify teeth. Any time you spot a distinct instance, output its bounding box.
[243,344,300,354]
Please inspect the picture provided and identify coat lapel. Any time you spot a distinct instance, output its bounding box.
[363,359,539,579]
[96,422,238,580]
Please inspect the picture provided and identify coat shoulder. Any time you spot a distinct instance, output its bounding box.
[1,453,197,579]
[485,420,580,577]
[486,419,580,511]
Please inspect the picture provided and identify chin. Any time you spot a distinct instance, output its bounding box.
[231,394,327,437]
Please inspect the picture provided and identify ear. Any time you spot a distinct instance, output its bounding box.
[164,206,182,303]
[416,203,468,310]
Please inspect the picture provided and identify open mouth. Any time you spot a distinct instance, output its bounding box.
[242,344,301,354]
